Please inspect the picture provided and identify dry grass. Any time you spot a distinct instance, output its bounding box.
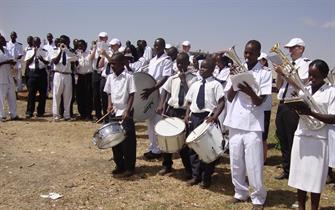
[0,96,334,210]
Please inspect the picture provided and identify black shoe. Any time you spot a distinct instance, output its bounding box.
[36,114,44,117]
[25,113,33,119]
[112,167,125,175]
[228,197,246,204]
[199,180,211,189]
[274,171,289,180]
[184,171,192,180]
[187,177,201,186]
[144,151,161,160]
[122,170,135,177]
[158,167,172,175]
[252,204,264,210]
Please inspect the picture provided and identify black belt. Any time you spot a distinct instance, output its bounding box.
[54,71,72,75]
[29,68,46,72]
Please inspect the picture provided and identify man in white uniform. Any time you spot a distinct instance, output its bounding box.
[0,35,18,121]
[6,31,24,92]
[224,40,271,209]
[141,38,173,159]
[274,38,311,180]
[51,35,78,121]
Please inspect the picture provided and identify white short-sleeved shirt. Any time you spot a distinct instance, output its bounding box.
[0,48,14,84]
[24,47,49,69]
[185,76,225,113]
[103,69,136,117]
[277,57,310,100]
[77,51,92,74]
[51,48,78,73]
[6,41,23,68]
[223,62,273,132]
[163,71,198,109]
[213,67,230,82]
[147,53,173,82]
[143,46,153,63]
[295,84,335,139]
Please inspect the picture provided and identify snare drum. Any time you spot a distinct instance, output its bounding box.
[186,121,224,163]
[92,122,125,149]
[155,117,186,153]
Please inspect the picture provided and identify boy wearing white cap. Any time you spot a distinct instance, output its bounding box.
[274,37,311,180]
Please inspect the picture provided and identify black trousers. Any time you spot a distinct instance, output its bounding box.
[26,68,47,116]
[76,73,93,119]
[275,103,299,175]
[189,112,216,182]
[100,76,108,122]
[161,107,191,174]
[92,71,102,119]
[110,117,137,171]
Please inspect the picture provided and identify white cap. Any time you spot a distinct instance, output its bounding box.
[98,32,108,37]
[109,38,121,46]
[284,38,305,48]
[258,52,268,61]
[165,43,172,49]
[182,40,191,46]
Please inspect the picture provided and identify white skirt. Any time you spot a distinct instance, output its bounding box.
[288,135,329,193]
[329,126,335,168]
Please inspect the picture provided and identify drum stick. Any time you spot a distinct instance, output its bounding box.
[161,114,170,118]
[96,111,111,124]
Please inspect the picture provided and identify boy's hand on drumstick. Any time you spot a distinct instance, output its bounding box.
[122,110,130,121]
[107,104,114,113]
[184,115,190,125]
[156,105,163,115]
[205,116,218,124]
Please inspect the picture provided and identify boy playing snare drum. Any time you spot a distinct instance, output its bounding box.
[156,52,197,179]
[184,56,225,188]
[103,52,137,177]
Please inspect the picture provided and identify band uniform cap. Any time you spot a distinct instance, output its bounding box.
[109,38,121,46]
[258,52,268,61]
[98,32,108,37]
[182,40,191,46]
[284,38,305,48]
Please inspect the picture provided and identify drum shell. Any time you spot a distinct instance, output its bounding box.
[156,131,186,153]
[92,122,126,149]
[186,123,224,163]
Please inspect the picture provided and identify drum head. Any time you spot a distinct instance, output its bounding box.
[155,117,185,136]
[186,121,210,143]
[133,72,159,121]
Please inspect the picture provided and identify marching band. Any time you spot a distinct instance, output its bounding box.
[0,31,335,210]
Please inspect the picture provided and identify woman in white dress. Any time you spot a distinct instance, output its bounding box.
[288,59,335,210]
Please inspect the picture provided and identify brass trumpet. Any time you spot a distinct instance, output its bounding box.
[270,43,325,130]
[224,45,248,75]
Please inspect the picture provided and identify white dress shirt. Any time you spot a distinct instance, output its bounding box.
[103,69,136,117]
[143,46,153,63]
[185,76,225,113]
[0,48,14,84]
[24,47,49,69]
[223,62,272,132]
[6,41,23,68]
[163,71,198,109]
[294,84,335,139]
[76,51,92,74]
[51,48,78,73]
[147,53,173,82]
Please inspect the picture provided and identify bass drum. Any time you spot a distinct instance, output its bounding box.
[133,72,159,121]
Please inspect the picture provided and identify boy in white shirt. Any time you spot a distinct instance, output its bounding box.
[184,56,225,188]
[223,40,271,209]
[104,52,137,177]
[156,52,197,178]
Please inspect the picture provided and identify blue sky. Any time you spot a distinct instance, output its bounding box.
[1,0,334,67]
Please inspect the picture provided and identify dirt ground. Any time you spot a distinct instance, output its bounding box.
[0,97,335,210]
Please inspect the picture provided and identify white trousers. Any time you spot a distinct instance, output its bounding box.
[147,113,161,154]
[228,127,267,205]
[52,72,72,119]
[0,82,17,118]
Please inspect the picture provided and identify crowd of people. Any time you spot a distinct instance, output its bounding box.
[0,31,334,210]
